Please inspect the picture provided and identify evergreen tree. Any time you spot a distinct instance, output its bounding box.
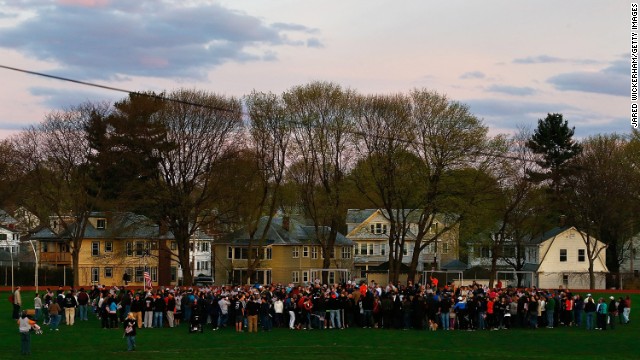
[526,113,582,195]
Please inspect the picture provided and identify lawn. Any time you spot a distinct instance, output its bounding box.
[0,291,637,360]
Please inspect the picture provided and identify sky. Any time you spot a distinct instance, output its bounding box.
[0,0,632,139]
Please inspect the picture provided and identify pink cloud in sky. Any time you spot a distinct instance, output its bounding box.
[58,0,109,7]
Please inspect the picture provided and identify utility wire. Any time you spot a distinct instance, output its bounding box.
[0,63,526,162]
[0,64,235,113]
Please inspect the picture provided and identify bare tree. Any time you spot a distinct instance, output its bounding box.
[406,89,493,283]
[241,90,291,284]
[155,89,242,286]
[284,82,356,281]
[14,102,111,286]
[352,92,418,284]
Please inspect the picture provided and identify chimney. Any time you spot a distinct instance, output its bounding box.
[559,215,566,227]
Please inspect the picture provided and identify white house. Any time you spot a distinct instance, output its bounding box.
[527,226,608,289]
[175,228,214,282]
[345,209,459,279]
[0,225,20,260]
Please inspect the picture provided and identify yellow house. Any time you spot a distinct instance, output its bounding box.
[346,209,460,280]
[213,216,354,285]
[34,212,177,287]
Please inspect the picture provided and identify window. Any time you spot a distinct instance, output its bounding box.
[303,246,309,257]
[104,241,113,253]
[0,234,6,240]
[292,271,299,283]
[560,249,567,262]
[227,246,233,259]
[126,242,133,257]
[429,222,439,234]
[403,242,408,256]
[96,218,106,229]
[170,241,177,251]
[104,267,113,278]
[328,271,335,284]
[302,271,309,283]
[311,246,318,259]
[125,267,133,279]
[170,267,177,282]
[370,223,387,235]
[292,246,299,258]
[329,247,335,258]
[265,247,272,260]
[201,242,209,252]
[342,246,352,259]
[442,242,450,254]
[151,267,158,282]
[91,241,99,256]
[562,274,569,287]
[150,241,158,250]
[91,267,99,283]
[135,241,145,256]
[135,267,145,282]
[480,247,491,258]
[578,249,585,262]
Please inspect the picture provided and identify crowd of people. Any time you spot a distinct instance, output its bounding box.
[20,279,633,336]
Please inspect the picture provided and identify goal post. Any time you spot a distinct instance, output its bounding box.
[495,270,536,288]
[422,270,463,287]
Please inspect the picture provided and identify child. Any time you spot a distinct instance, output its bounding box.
[123,312,137,351]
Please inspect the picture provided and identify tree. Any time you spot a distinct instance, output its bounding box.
[154,89,242,286]
[406,89,493,283]
[284,82,356,281]
[241,90,292,284]
[14,102,111,286]
[85,92,174,215]
[526,113,582,197]
[565,134,640,288]
[351,92,418,284]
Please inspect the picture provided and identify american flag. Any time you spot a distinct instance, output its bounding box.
[144,271,152,288]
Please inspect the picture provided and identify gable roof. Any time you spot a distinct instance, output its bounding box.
[529,226,572,245]
[31,212,173,241]
[0,209,17,226]
[220,216,352,246]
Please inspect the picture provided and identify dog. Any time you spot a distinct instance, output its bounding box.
[428,319,439,331]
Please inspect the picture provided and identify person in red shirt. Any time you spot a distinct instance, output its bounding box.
[430,276,439,290]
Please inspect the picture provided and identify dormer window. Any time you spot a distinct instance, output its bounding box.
[96,219,106,229]
[370,223,387,235]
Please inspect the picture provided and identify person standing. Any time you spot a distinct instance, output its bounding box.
[608,296,617,330]
[18,311,36,355]
[63,291,78,326]
[596,297,608,330]
[12,286,22,320]
[123,312,137,351]
[34,293,43,322]
[165,293,176,328]
[76,288,90,321]
[152,293,165,328]
[129,293,143,329]
[584,295,596,330]
[48,300,62,331]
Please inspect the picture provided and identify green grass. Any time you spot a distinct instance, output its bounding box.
[0,292,638,359]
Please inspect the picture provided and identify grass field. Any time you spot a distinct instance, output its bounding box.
[0,291,637,359]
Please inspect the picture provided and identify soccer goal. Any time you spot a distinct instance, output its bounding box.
[495,270,536,288]
[422,270,463,287]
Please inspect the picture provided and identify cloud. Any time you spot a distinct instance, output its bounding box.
[306,37,324,48]
[513,55,565,64]
[29,86,120,109]
[0,1,319,80]
[460,71,485,79]
[486,84,536,96]
[463,98,577,133]
[547,58,627,97]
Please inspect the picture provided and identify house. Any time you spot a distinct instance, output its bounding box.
[345,209,459,280]
[213,216,354,285]
[526,226,608,289]
[31,212,177,287]
[0,225,20,266]
[173,228,214,282]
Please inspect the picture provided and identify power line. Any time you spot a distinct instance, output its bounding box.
[0,63,526,162]
[0,64,235,113]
